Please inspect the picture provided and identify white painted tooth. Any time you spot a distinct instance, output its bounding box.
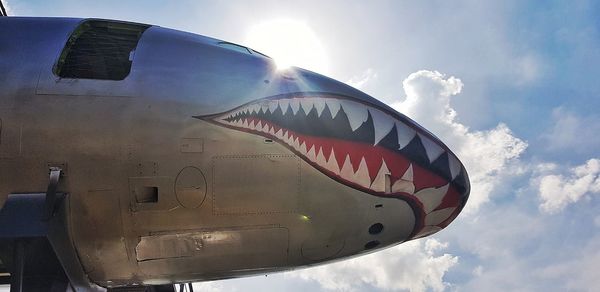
[312,98,326,117]
[371,159,391,193]
[299,141,308,155]
[414,184,449,214]
[250,103,260,114]
[262,122,270,133]
[340,99,369,131]
[354,157,372,188]
[307,145,317,162]
[286,132,293,145]
[370,109,395,145]
[425,207,456,226]
[276,128,283,139]
[448,154,462,179]
[316,147,327,167]
[290,98,301,115]
[414,226,442,239]
[339,154,355,182]
[396,122,417,149]
[249,120,256,130]
[300,98,314,114]
[279,99,291,114]
[260,102,269,114]
[268,100,279,113]
[269,126,276,135]
[419,134,445,163]
[235,119,243,127]
[242,119,249,128]
[325,148,340,175]
[391,179,415,194]
[391,165,414,193]
[256,120,263,131]
[293,136,300,150]
[402,164,414,181]
[325,98,341,118]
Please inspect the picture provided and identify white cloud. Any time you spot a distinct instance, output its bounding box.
[535,158,600,213]
[536,235,600,291]
[346,68,378,90]
[541,107,600,154]
[391,70,528,213]
[512,54,542,85]
[472,265,483,277]
[286,239,457,292]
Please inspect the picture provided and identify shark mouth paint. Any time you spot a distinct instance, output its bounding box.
[196,93,470,239]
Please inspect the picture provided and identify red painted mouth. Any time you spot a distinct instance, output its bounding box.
[196,93,469,239]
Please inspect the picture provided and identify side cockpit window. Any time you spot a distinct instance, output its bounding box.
[54,20,150,80]
[218,42,252,54]
[218,42,271,59]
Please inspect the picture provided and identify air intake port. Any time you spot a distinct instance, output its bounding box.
[368,223,384,235]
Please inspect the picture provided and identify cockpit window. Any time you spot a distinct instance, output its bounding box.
[218,42,271,58]
[54,20,150,80]
[218,42,252,54]
[249,48,271,59]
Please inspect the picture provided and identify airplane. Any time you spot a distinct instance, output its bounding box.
[0,12,470,292]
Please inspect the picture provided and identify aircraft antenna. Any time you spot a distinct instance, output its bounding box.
[0,0,7,16]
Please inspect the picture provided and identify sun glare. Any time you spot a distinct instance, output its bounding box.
[245,19,330,75]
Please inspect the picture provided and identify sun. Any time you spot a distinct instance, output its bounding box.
[245,19,330,75]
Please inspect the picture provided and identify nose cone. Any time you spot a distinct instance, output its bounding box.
[400,134,470,238]
[198,91,469,239]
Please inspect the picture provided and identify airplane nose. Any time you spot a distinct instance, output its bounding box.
[404,136,470,238]
[200,89,470,239]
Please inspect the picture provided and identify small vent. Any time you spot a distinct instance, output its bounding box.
[55,20,149,80]
[136,186,158,203]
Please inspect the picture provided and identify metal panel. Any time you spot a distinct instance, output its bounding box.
[136,226,289,275]
[212,154,299,215]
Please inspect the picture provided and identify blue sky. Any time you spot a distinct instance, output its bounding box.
[3,1,600,291]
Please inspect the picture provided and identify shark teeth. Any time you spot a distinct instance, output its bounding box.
[229,96,439,160]
[370,109,396,145]
[339,99,370,131]
[278,99,290,113]
[212,95,467,211]
[370,159,391,193]
[391,164,415,194]
[325,98,341,118]
[419,133,445,163]
[396,121,416,149]
[424,207,456,226]
[448,154,462,179]
[414,184,449,214]
[414,226,442,238]
[324,148,340,175]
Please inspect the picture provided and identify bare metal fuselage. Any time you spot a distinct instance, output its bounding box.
[0,17,469,290]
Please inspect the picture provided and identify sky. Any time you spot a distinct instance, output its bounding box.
[3,1,600,291]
